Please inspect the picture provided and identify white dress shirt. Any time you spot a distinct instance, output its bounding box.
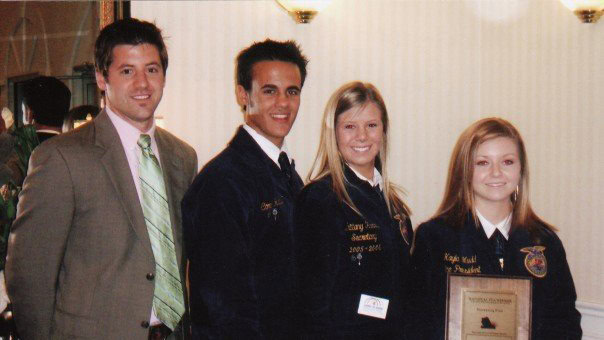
[243,124,290,168]
[348,165,383,190]
[476,209,512,240]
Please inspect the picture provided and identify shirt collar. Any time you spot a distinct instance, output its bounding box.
[348,165,383,190]
[476,209,512,240]
[243,124,289,168]
[105,106,156,149]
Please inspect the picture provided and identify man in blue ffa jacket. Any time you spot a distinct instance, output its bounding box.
[182,39,308,339]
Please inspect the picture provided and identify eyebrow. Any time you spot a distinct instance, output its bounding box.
[260,84,301,92]
[116,62,161,69]
[475,153,518,157]
[116,63,134,70]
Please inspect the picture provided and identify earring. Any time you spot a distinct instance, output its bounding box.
[512,185,519,203]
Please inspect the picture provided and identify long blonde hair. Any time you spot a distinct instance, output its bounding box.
[307,81,410,218]
[435,117,554,232]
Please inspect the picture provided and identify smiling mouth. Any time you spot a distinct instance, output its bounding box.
[271,113,289,120]
[132,94,151,100]
[352,146,370,152]
[486,183,506,187]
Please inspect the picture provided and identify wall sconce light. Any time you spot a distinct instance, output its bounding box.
[276,0,332,23]
[560,0,604,23]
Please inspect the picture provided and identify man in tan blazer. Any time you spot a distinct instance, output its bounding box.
[6,18,197,339]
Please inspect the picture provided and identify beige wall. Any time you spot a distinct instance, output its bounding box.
[133,0,604,305]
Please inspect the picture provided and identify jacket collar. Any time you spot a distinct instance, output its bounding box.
[242,124,290,167]
[94,110,153,258]
[344,165,381,192]
[343,165,390,225]
[230,126,279,171]
[230,126,303,194]
[154,127,185,268]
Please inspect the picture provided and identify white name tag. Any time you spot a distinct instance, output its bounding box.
[357,294,389,319]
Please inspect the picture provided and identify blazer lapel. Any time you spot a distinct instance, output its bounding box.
[94,111,153,257]
[154,128,185,269]
[230,126,271,171]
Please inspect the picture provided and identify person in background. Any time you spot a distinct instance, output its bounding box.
[6,18,197,339]
[62,105,101,132]
[1,108,20,184]
[0,109,14,334]
[0,106,15,205]
[22,75,71,143]
[5,76,72,186]
[182,39,308,339]
[1,106,15,320]
[407,117,581,339]
[294,82,413,339]
[1,107,14,133]
[0,108,10,136]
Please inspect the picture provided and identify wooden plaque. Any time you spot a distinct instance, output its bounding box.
[446,273,532,340]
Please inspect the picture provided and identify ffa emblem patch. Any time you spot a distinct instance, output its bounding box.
[394,214,410,245]
[520,246,547,278]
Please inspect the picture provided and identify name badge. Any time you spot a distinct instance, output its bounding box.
[357,294,389,319]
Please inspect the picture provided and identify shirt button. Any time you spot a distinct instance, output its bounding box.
[141,320,150,328]
[146,272,155,281]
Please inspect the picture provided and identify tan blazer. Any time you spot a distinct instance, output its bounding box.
[6,111,197,340]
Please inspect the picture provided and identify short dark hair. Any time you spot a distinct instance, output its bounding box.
[23,76,71,127]
[236,39,308,91]
[95,18,168,78]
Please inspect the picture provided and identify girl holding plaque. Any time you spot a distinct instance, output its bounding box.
[407,117,581,339]
[293,82,413,338]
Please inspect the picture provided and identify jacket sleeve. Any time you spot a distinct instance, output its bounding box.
[182,173,264,339]
[292,186,340,337]
[5,144,74,340]
[535,233,582,339]
[406,222,445,340]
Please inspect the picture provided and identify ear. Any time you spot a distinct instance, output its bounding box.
[95,70,107,91]
[236,85,249,110]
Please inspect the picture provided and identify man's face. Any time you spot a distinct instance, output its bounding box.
[95,43,165,132]
[237,60,302,148]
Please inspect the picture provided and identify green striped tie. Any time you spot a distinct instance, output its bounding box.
[138,134,184,330]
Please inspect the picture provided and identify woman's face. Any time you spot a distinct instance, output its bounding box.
[471,136,521,209]
[335,102,383,179]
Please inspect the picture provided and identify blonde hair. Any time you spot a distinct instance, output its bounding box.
[435,117,554,232]
[308,81,410,218]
